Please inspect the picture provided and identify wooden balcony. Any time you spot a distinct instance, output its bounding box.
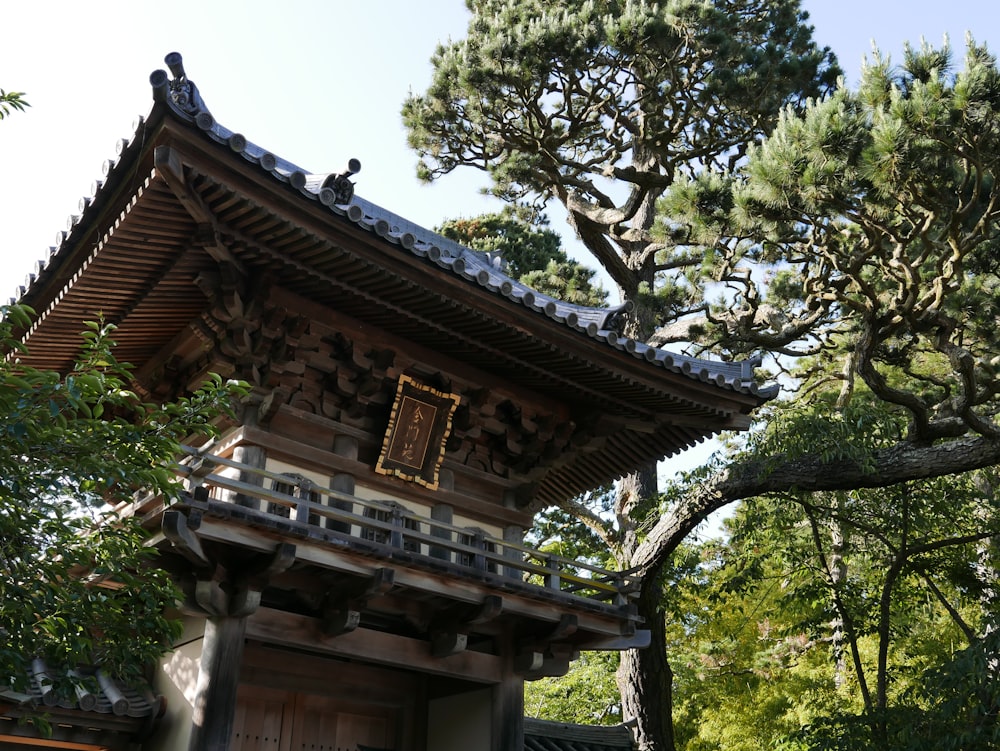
[132,445,646,677]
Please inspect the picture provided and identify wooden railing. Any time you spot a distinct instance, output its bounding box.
[171,447,638,609]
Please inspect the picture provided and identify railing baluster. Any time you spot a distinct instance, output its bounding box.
[389,504,404,549]
[472,531,487,572]
[544,554,561,592]
[429,503,453,562]
[293,480,313,524]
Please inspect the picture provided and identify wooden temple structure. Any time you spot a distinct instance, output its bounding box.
[2,54,775,751]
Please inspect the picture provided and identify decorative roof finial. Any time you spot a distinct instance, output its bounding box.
[320,158,362,206]
[149,52,207,119]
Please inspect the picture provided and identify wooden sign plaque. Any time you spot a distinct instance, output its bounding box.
[375,374,461,490]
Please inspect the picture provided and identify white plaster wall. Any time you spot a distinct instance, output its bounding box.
[427,688,493,751]
[144,614,205,751]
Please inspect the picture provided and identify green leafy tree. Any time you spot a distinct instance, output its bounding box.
[0,89,28,119]
[664,383,999,749]
[0,306,244,708]
[437,208,608,306]
[406,4,838,746]
[524,651,622,725]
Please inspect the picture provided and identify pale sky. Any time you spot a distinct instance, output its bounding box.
[0,1,995,300]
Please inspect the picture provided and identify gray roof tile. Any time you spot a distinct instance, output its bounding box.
[524,718,634,751]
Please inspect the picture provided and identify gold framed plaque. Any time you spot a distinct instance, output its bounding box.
[375,375,461,489]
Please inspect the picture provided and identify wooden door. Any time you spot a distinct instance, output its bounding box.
[231,685,294,751]
[233,686,400,751]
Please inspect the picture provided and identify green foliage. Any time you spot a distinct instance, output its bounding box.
[0,306,246,696]
[664,39,1000,411]
[664,461,999,751]
[0,89,28,119]
[779,628,1000,750]
[437,209,608,306]
[412,10,1000,751]
[519,259,608,307]
[437,208,564,279]
[668,39,1000,435]
[749,386,902,471]
[528,486,617,567]
[524,651,622,725]
[406,0,837,202]
[406,0,837,310]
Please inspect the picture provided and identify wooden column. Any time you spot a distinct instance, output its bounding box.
[503,525,524,579]
[430,503,454,561]
[329,435,359,533]
[232,444,267,510]
[492,630,525,751]
[187,615,248,751]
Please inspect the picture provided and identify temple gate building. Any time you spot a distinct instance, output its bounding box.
[1,54,774,751]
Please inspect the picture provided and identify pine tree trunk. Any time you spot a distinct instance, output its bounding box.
[829,499,848,688]
[618,583,674,751]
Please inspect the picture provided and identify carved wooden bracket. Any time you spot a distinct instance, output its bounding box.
[162,509,210,568]
[514,614,580,679]
[320,567,395,637]
[164,510,297,618]
[515,644,577,680]
[427,595,505,658]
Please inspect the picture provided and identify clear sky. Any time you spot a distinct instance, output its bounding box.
[0,0,996,301]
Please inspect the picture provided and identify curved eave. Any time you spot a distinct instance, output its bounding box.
[123,60,770,401]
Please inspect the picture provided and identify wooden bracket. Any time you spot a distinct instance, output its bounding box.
[431,595,504,632]
[514,650,544,674]
[257,387,291,426]
[512,614,579,678]
[230,543,298,617]
[319,567,395,638]
[468,595,504,625]
[362,567,395,598]
[423,595,505,659]
[322,608,361,637]
[246,543,298,585]
[545,613,578,641]
[517,644,576,680]
[516,614,577,654]
[162,510,210,568]
[182,542,297,618]
[194,577,229,617]
[430,631,468,658]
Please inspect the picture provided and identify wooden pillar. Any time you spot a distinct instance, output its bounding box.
[330,435,359,533]
[503,525,524,579]
[430,503,454,561]
[492,630,525,751]
[232,444,267,510]
[188,615,248,751]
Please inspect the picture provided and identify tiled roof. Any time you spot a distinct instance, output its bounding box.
[1,659,161,750]
[8,51,772,402]
[524,718,634,751]
[19,658,160,718]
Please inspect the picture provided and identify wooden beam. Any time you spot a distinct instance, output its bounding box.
[194,578,229,617]
[246,607,503,683]
[177,513,634,639]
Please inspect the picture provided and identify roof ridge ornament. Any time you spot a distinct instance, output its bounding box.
[319,159,361,206]
[150,52,208,122]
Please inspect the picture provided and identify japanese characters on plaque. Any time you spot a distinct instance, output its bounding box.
[376,375,461,490]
